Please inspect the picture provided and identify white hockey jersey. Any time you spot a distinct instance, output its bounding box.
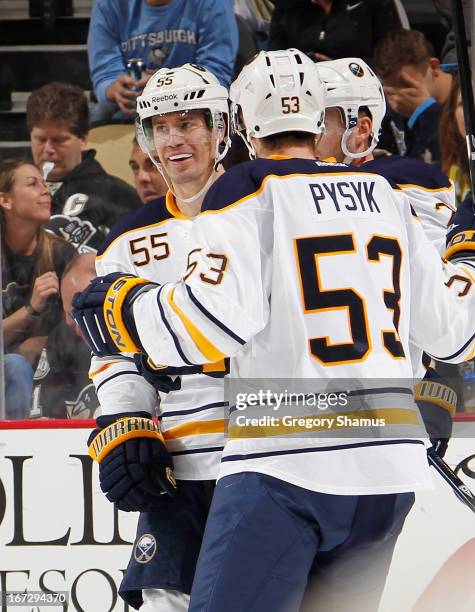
[91,193,227,480]
[364,154,455,255]
[364,154,456,379]
[130,157,475,495]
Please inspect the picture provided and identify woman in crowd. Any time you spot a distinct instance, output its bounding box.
[0,159,75,419]
[439,76,471,205]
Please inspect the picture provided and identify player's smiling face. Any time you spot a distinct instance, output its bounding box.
[151,110,216,196]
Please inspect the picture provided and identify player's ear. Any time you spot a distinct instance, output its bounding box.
[357,116,372,143]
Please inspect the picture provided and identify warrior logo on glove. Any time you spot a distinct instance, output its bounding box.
[88,412,177,512]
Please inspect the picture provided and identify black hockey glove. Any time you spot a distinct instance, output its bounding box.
[134,354,230,393]
[72,272,158,357]
[415,368,457,458]
[88,412,177,512]
[445,194,475,263]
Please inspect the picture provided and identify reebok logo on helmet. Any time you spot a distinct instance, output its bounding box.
[151,94,178,103]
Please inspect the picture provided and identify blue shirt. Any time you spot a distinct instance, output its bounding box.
[88,0,238,102]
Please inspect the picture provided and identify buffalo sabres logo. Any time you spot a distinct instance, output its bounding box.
[349,62,364,78]
[134,534,157,564]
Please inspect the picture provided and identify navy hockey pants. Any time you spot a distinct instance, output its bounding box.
[119,480,215,609]
[189,472,414,612]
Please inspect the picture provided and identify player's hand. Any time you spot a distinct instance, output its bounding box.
[384,71,431,118]
[30,271,59,313]
[430,438,449,459]
[415,368,456,460]
[446,194,475,244]
[106,75,140,113]
[88,411,177,511]
[445,195,475,262]
[72,272,159,356]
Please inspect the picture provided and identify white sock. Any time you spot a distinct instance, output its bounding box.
[140,588,190,612]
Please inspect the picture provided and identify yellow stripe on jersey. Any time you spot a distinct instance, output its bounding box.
[465,344,475,361]
[166,191,189,220]
[398,183,455,193]
[414,380,457,417]
[200,171,402,218]
[89,362,115,379]
[163,419,227,440]
[228,408,419,439]
[167,288,226,362]
[103,276,150,353]
[203,359,227,373]
[445,230,475,260]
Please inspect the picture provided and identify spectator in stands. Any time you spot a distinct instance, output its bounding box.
[31,253,99,419]
[234,0,274,48]
[374,29,453,165]
[27,82,141,253]
[433,0,471,63]
[439,76,471,205]
[87,0,238,123]
[129,138,167,203]
[0,159,75,419]
[268,0,406,62]
[233,13,261,80]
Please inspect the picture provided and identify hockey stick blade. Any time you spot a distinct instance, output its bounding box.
[427,448,475,513]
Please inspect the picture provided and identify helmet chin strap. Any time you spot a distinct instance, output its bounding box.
[173,168,219,204]
[341,128,377,162]
[239,130,256,160]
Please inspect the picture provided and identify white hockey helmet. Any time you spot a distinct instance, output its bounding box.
[136,63,231,168]
[230,49,326,158]
[315,58,386,159]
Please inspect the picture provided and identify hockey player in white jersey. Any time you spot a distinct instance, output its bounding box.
[73,50,475,612]
[314,57,458,455]
[314,57,456,255]
[83,64,231,611]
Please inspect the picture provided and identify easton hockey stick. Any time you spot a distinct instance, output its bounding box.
[427,447,475,513]
[450,0,475,196]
